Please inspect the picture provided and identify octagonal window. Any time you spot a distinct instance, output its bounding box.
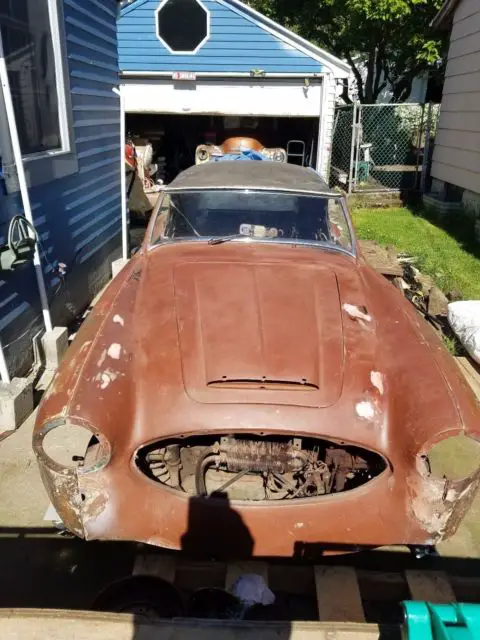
[156,0,209,54]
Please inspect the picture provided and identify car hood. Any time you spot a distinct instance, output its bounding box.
[173,260,344,408]
[38,243,474,459]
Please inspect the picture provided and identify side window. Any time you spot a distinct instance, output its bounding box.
[1,0,70,157]
[0,0,77,188]
[156,0,209,54]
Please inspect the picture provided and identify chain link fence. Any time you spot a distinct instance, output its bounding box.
[330,103,440,194]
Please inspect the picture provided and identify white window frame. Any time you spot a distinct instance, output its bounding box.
[155,0,211,55]
[0,0,77,191]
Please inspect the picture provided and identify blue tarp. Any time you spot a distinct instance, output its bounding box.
[212,150,269,162]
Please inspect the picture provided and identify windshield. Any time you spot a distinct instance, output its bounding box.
[150,190,354,254]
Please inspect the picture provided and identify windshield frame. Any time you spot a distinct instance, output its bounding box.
[147,188,357,258]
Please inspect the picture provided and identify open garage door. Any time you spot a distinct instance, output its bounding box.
[121,77,323,118]
[126,113,320,184]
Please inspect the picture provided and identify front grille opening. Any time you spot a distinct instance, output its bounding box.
[136,434,387,502]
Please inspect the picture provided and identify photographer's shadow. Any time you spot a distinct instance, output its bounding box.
[181,492,254,559]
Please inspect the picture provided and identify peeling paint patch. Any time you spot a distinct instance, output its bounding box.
[97,350,107,368]
[100,373,110,390]
[107,343,121,360]
[408,475,450,537]
[356,401,375,421]
[343,304,372,323]
[94,369,119,390]
[82,491,108,526]
[371,371,384,395]
[294,522,304,529]
[113,315,124,327]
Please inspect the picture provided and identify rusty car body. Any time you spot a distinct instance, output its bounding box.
[195,136,287,165]
[34,161,480,557]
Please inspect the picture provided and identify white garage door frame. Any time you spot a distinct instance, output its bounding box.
[120,74,328,173]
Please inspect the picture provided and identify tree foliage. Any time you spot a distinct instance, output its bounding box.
[247,0,447,103]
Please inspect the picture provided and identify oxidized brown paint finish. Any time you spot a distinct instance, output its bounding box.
[220,137,265,153]
[34,205,480,556]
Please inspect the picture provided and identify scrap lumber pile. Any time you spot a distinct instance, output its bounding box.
[358,240,480,399]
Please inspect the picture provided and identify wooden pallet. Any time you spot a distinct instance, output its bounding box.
[131,553,480,625]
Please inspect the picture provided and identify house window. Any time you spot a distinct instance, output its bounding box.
[0,0,70,158]
[156,0,210,54]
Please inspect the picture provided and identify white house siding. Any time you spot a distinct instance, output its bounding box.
[319,72,337,178]
[431,0,480,194]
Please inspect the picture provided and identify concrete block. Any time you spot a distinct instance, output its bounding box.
[462,189,480,220]
[0,378,34,433]
[423,194,463,217]
[112,258,129,279]
[42,327,69,372]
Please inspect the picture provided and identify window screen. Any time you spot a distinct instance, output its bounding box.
[157,0,208,52]
[1,0,62,155]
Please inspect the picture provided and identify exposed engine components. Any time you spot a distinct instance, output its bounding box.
[146,444,182,488]
[219,437,307,474]
[139,434,387,503]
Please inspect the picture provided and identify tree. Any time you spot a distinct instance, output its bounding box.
[247,0,447,103]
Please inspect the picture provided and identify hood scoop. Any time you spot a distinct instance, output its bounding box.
[207,377,319,391]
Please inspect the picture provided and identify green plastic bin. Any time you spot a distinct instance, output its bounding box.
[403,601,480,639]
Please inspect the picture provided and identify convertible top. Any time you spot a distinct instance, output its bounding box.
[166,161,338,197]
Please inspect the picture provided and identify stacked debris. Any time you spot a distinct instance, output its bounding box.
[358,240,466,355]
[125,138,164,220]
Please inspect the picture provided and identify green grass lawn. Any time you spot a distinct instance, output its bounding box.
[352,207,480,300]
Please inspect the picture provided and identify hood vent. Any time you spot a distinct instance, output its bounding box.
[207,377,319,391]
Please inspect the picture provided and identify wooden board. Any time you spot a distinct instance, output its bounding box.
[405,570,456,604]
[456,356,480,400]
[359,240,404,277]
[314,566,366,623]
[0,610,384,640]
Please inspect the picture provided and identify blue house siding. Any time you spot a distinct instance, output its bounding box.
[0,0,121,378]
[118,0,323,73]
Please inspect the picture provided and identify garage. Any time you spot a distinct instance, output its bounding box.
[118,0,349,184]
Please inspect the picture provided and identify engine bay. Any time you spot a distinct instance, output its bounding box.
[136,435,387,502]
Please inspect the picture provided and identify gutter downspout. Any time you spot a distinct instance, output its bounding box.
[0,29,53,336]
[113,86,129,261]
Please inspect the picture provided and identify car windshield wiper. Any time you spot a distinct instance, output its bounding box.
[208,234,251,246]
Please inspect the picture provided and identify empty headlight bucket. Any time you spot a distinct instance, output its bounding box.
[425,435,480,481]
[272,149,287,163]
[195,145,212,164]
[412,435,480,540]
[33,418,111,475]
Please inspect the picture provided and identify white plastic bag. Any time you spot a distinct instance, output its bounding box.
[230,574,276,608]
[448,301,480,364]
